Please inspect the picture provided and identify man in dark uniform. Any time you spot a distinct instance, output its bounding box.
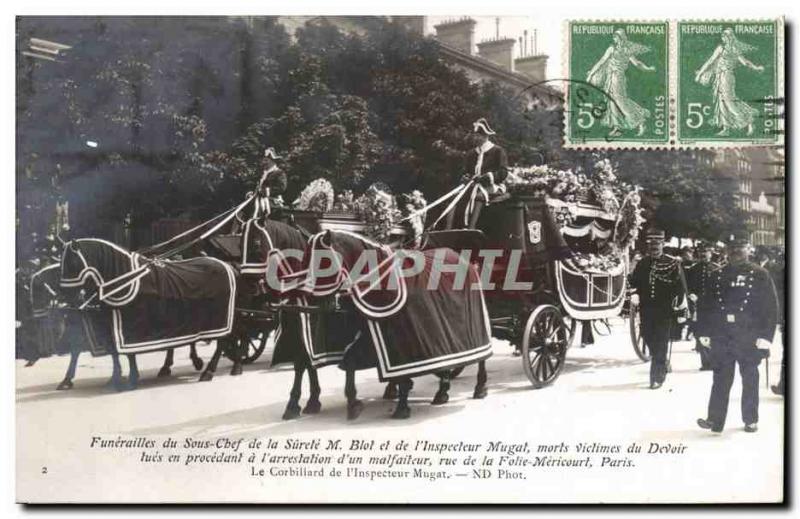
[256,147,288,217]
[768,249,785,396]
[685,241,719,370]
[445,118,509,229]
[696,232,779,433]
[629,228,689,389]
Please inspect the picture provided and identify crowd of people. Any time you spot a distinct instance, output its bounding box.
[630,230,784,434]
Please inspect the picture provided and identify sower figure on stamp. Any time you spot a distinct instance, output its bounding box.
[694,28,765,137]
[629,228,689,389]
[696,232,779,434]
[685,241,719,371]
[445,118,509,230]
[586,28,656,138]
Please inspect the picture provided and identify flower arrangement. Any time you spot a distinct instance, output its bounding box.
[568,252,625,275]
[332,189,356,213]
[506,166,582,202]
[353,183,401,244]
[293,178,335,212]
[397,190,428,247]
[613,187,646,252]
[507,158,644,273]
[506,158,635,216]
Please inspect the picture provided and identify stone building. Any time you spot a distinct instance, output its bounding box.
[277,16,562,109]
[712,147,785,246]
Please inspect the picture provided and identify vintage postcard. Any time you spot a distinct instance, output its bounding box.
[14,13,786,504]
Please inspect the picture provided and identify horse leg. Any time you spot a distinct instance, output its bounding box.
[229,337,243,376]
[189,343,204,371]
[432,372,450,405]
[199,341,224,382]
[382,382,398,400]
[56,343,81,390]
[345,369,364,420]
[473,361,488,399]
[392,378,414,419]
[127,354,139,390]
[282,362,304,420]
[158,349,174,378]
[109,352,126,391]
[303,365,322,414]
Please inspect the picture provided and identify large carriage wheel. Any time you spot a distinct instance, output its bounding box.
[521,305,570,389]
[224,329,271,364]
[629,306,650,362]
[561,313,577,348]
[592,319,612,336]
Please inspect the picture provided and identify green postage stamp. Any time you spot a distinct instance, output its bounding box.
[565,21,670,148]
[564,19,784,148]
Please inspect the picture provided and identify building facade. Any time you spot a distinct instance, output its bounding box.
[712,147,785,246]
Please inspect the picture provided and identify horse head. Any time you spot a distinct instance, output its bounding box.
[305,230,407,317]
[241,218,308,291]
[59,238,140,306]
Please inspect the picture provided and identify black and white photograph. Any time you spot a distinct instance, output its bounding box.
[7,3,790,506]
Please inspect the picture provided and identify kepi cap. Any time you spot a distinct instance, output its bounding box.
[645,228,665,241]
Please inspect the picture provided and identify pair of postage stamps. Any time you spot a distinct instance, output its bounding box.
[563,19,784,148]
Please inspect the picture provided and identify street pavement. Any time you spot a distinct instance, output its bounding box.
[15,317,785,503]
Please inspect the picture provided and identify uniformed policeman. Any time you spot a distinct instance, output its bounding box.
[445,118,509,229]
[256,147,288,216]
[768,249,785,396]
[696,232,779,433]
[685,241,719,370]
[629,228,689,389]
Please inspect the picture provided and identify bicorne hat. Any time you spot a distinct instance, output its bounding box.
[472,118,496,136]
[263,147,281,160]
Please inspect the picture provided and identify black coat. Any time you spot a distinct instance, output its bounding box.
[685,260,719,299]
[259,167,287,196]
[630,255,688,315]
[697,260,779,343]
[464,144,508,184]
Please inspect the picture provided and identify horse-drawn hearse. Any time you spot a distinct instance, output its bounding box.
[411,163,642,388]
[31,158,645,420]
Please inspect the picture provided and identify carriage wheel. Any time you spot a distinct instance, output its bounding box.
[224,330,270,364]
[563,315,577,348]
[629,306,650,362]
[592,318,612,336]
[521,305,570,389]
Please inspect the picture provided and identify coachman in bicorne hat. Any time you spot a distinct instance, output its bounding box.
[255,147,288,216]
[695,231,779,434]
[445,118,509,229]
[629,228,689,389]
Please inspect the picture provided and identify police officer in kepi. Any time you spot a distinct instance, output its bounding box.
[696,232,779,434]
[685,241,720,371]
[445,118,509,229]
[629,228,689,389]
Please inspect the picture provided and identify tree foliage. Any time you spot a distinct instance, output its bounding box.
[16,16,748,256]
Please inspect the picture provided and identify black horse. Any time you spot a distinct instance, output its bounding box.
[59,238,241,391]
[288,229,492,419]
[28,260,205,390]
[238,217,326,419]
